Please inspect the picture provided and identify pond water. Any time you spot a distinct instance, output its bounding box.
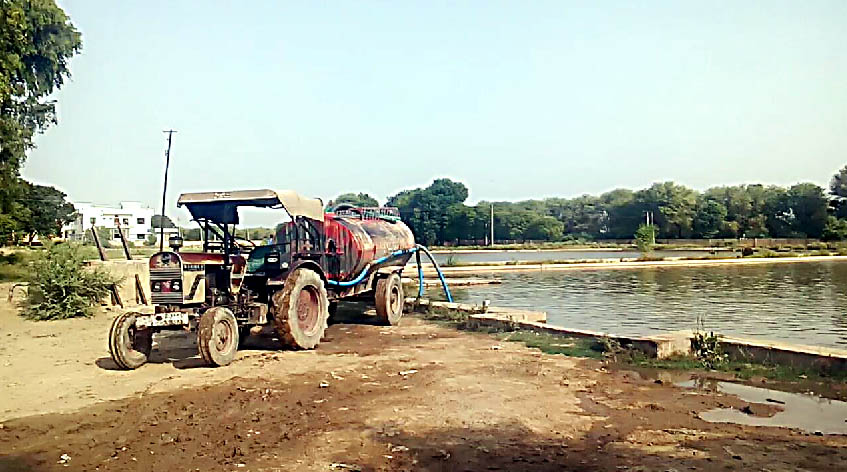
[677,379,847,435]
[428,261,847,349]
[431,249,736,264]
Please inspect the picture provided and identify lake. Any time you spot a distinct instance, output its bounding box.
[429,260,847,349]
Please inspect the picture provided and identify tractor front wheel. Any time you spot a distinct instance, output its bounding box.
[272,268,329,349]
[375,273,404,326]
[198,307,240,367]
[109,311,153,370]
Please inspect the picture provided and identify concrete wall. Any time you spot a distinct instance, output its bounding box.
[87,260,150,307]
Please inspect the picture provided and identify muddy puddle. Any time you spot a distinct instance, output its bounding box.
[678,378,847,435]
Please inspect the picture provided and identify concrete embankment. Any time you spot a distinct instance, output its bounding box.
[408,298,847,374]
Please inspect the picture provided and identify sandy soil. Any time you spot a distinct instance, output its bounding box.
[2,284,847,471]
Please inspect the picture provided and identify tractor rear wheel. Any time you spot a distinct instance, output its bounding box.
[109,311,153,370]
[272,268,329,349]
[198,307,239,367]
[375,273,404,326]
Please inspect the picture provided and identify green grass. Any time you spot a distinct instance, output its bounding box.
[0,250,38,282]
[490,330,604,358]
[620,351,847,383]
[415,306,605,359]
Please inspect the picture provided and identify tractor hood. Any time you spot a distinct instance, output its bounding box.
[177,189,324,224]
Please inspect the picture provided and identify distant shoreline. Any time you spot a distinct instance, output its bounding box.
[415,254,847,275]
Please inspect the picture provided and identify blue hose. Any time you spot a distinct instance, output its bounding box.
[324,244,453,303]
[325,248,416,287]
[416,244,453,302]
[415,249,424,298]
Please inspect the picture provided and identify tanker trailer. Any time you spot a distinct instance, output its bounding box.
[109,189,450,370]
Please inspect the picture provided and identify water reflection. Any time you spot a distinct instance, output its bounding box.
[430,261,847,348]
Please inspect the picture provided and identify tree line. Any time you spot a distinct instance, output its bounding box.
[332,169,847,246]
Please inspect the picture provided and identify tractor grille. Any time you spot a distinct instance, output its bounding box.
[151,292,184,304]
[150,267,184,304]
[150,268,182,280]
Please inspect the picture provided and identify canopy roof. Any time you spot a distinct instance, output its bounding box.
[177,189,324,224]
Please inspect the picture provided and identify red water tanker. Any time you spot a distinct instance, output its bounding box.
[108,189,448,370]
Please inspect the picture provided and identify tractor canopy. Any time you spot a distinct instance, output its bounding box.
[177,189,324,224]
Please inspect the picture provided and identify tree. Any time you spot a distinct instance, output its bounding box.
[831,165,847,199]
[786,183,828,238]
[1,1,81,231]
[327,192,379,210]
[692,198,727,238]
[151,214,176,229]
[18,181,75,241]
[524,215,563,241]
[822,216,847,242]
[830,165,847,218]
[638,182,698,239]
[387,178,469,245]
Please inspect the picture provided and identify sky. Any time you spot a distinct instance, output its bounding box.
[21,1,847,226]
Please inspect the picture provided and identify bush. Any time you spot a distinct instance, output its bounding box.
[691,318,727,369]
[634,224,657,254]
[83,226,113,248]
[22,243,121,320]
[143,232,157,247]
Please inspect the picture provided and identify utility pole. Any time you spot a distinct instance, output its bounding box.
[160,130,177,251]
[490,204,494,246]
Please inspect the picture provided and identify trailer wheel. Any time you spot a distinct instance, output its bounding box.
[109,311,153,370]
[375,273,404,326]
[198,307,239,367]
[272,268,329,349]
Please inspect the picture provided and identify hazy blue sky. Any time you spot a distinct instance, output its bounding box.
[22,1,847,226]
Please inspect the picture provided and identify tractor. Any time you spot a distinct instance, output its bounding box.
[108,189,416,369]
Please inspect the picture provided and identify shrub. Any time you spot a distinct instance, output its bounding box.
[443,254,459,267]
[691,318,727,369]
[22,243,122,320]
[143,232,157,247]
[83,226,113,248]
[634,224,657,254]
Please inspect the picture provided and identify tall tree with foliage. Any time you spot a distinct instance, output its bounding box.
[18,180,75,241]
[830,165,847,218]
[387,178,468,246]
[785,183,828,238]
[326,192,379,210]
[0,0,81,241]
[692,198,728,238]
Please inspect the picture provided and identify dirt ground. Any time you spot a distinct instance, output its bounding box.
[2,285,847,471]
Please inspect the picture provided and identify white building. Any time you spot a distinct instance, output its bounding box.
[62,202,155,245]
